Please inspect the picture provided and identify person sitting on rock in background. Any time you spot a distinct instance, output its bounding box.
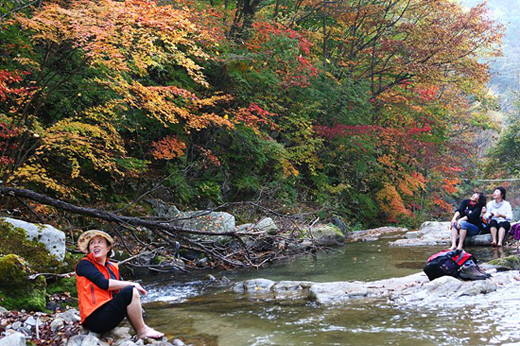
[484,186,513,247]
[449,192,487,250]
[75,230,164,339]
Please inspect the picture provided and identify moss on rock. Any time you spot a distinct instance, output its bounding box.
[488,255,520,270]
[0,257,47,311]
[0,254,32,288]
[0,221,62,273]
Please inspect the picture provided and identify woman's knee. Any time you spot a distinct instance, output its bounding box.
[118,285,136,305]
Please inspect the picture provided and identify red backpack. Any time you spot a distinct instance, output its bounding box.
[423,249,474,281]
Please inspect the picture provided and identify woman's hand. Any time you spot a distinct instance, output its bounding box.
[133,283,147,295]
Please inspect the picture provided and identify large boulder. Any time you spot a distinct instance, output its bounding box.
[0,220,64,272]
[309,224,345,246]
[174,211,235,235]
[1,217,66,261]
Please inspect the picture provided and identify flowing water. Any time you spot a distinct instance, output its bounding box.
[137,237,520,346]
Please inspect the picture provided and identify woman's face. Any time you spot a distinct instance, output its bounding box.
[89,236,111,261]
[470,193,480,202]
[493,189,502,200]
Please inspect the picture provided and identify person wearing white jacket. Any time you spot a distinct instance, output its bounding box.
[484,186,513,247]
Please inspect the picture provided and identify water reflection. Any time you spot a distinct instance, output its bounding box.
[140,237,519,345]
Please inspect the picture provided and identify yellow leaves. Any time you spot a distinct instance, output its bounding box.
[10,164,70,195]
[325,183,349,195]
[280,158,299,178]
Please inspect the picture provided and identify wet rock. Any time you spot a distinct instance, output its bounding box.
[0,332,25,346]
[488,255,520,270]
[234,279,276,293]
[172,339,186,346]
[204,274,216,282]
[0,307,7,314]
[309,282,369,304]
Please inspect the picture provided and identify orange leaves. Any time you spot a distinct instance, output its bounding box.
[433,197,453,213]
[151,135,186,161]
[442,178,460,194]
[17,0,216,84]
[376,183,412,222]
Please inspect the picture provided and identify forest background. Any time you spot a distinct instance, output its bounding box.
[0,0,516,232]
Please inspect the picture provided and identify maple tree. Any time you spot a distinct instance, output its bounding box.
[1,0,234,196]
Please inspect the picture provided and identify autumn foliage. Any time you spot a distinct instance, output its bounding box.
[0,0,503,226]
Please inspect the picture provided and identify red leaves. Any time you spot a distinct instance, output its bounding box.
[314,124,384,140]
[245,21,318,88]
[231,103,278,133]
[0,69,30,102]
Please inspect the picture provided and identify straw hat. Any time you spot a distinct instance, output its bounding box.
[77,230,114,254]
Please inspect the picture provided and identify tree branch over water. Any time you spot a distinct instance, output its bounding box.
[0,187,303,269]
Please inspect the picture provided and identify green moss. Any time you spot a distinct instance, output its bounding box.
[0,221,62,273]
[0,254,32,288]
[47,277,77,296]
[0,272,46,311]
[488,255,520,270]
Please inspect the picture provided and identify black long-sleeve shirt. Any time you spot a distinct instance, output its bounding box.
[456,199,484,228]
[76,260,119,290]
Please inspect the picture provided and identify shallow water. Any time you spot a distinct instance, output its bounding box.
[139,237,520,346]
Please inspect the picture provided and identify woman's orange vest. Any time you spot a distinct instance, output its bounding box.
[75,253,120,323]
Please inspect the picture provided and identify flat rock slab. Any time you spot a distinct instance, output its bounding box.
[232,268,519,309]
[348,227,408,242]
[389,221,492,247]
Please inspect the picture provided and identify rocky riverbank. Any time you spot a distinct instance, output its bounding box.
[0,307,187,346]
[231,258,520,307]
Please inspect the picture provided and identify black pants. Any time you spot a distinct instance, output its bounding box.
[83,286,134,333]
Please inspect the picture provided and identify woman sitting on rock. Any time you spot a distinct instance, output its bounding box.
[75,230,164,339]
[449,192,487,250]
[484,186,513,247]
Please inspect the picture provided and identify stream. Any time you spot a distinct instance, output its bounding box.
[136,236,520,345]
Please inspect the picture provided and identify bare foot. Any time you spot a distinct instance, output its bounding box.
[448,245,456,250]
[138,326,164,340]
[456,246,463,251]
[497,243,503,247]
[491,241,497,247]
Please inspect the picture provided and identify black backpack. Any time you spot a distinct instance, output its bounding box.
[423,249,474,281]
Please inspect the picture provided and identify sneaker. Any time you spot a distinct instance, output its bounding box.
[459,264,489,281]
[474,265,491,278]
